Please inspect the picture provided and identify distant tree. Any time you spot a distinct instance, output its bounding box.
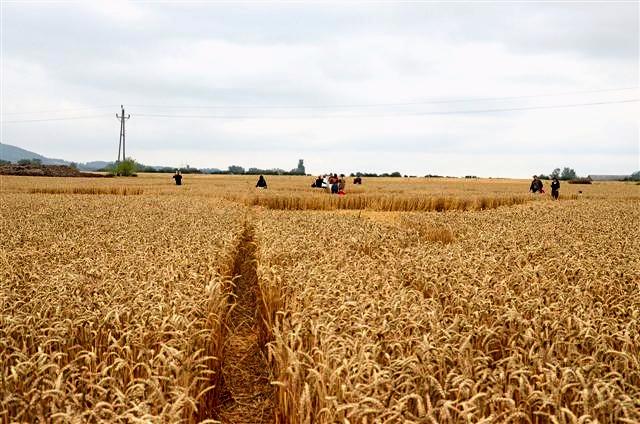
[0,159,11,166]
[179,166,202,174]
[390,172,402,177]
[538,174,550,180]
[137,165,158,173]
[69,162,78,170]
[228,165,245,174]
[17,158,41,166]
[560,167,577,180]
[629,171,640,181]
[353,172,380,177]
[110,158,137,176]
[550,168,561,179]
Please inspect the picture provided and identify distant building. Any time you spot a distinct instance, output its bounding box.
[587,175,629,181]
[291,159,305,175]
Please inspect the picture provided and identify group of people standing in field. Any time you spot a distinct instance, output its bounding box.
[172,171,561,201]
[530,175,560,199]
[172,172,349,195]
[171,171,354,195]
[311,174,347,195]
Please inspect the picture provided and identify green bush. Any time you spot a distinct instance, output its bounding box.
[109,158,138,177]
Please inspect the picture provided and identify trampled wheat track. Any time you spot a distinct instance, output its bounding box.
[217,222,274,423]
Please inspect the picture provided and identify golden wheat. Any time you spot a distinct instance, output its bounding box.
[1,174,638,423]
[255,199,640,423]
[224,191,549,212]
[0,193,244,422]
[29,187,144,195]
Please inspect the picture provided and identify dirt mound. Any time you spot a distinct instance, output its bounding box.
[0,164,108,177]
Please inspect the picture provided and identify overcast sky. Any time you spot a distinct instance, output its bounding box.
[1,1,638,177]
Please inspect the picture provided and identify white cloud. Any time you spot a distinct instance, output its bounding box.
[1,2,638,177]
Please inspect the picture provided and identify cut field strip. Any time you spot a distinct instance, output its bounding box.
[217,222,274,423]
[224,192,578,212]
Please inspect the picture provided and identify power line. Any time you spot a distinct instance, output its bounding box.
[134,98,639,120]
[1,87,637,118]
[1,106,115,116]
[1,98,637,124]
[1,114,111,124]
[128,86,639,110]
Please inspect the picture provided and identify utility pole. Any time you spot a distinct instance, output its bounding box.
[116,105,130,162]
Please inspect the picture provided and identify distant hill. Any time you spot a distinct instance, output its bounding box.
[0,143,69,165]
[81,161,112,171]
[0,143,115,171]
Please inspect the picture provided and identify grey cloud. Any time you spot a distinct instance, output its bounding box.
[2,3,637,177]
[9,3,636,63]
[391,3,638,61]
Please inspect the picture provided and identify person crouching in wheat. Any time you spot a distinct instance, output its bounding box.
[529,175,543,194]
[256,175,268,189]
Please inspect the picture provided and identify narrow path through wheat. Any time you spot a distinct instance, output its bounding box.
[218,222,274,423]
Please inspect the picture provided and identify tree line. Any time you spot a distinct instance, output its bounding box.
[537,167,578,180]
[3,158,638,181]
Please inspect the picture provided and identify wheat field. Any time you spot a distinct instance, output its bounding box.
[1,173,638,423]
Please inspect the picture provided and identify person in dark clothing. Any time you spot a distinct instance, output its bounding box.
[551,177,560,200]
[256,175,267,189]
[353,176,362,185]
[314,176,323,188]
[530,176,542,193]
[172,170,183,186]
